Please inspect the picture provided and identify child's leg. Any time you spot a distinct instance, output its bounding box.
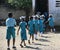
[21,40,24,44]
[53,28,56,32]
[7,39,10,48]
[52,26,56,32]
[40,32,43,37]
[50,26,53,32]
[20,40,24,47]
[29,34,31,40]
[24,40,26,46]
[28,34,31,44]
[34,32,38,40]
[13,38,16,48]
[32,34,34,43]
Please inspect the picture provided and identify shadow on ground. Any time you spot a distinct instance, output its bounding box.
[41,35,51,38]
[38,38,50,42]
[25,46,41,50]
[34,43,49,46]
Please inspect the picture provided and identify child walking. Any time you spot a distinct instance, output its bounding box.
[46,14,55,32]
[28,17,35,44]
[17,16,27,48]
[39,15,44,37]
[33,16,39,40]
[6,12,16,50]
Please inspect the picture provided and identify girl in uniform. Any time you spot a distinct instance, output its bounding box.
[46,14,55,32]
[28,17,35,44]
[33,15,39,40]
[17,16,27,48]
[39,15,45,36]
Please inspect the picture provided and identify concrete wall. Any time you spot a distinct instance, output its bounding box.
[0,6,26,19]
[49,0,60,25]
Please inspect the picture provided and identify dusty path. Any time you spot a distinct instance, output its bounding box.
[0,26,60,50]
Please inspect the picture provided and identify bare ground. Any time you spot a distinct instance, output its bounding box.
[0,26,60,50]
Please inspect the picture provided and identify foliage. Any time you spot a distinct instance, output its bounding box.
[8,0,32,9]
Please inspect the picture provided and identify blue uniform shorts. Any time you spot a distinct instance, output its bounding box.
[6,27,15,40]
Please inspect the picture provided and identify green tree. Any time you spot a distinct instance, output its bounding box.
[8,0,32,22]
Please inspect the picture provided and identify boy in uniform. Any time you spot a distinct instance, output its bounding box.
[6,12,16,50]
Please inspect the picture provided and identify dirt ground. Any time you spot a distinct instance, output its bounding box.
[0,26,60,50]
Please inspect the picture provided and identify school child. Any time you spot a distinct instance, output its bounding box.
[28,17,35,44]
[6,12,16,50]
[46,14,55,32]
[33,15,39,40]
[17,16,27,48]
[39,15,45,36]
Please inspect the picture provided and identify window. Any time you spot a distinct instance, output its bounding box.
[56,0,60,7]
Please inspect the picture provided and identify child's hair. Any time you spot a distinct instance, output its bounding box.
[50,15,52,17]
[49,14,53,17]
[8,12,13,18]
[30,17,33,20]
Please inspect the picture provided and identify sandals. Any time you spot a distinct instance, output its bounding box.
[20,44,23,48]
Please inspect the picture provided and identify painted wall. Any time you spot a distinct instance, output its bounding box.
[49,0,60,25]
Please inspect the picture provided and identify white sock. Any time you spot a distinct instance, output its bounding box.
[41,32,43,34]
[51,29,53,32]
[8,46,10,48]
[34,34,37,39]
[40,32,43,36]
[53,28,56,32]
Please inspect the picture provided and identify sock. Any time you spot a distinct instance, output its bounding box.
[34,34,37,39]
[8,46,10,48]
[51,29,53,32]
[40,32,43,36]
[53,28,56,32]
[41,32,43,34]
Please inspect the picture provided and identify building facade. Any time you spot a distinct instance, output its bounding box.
[32,0,60,25]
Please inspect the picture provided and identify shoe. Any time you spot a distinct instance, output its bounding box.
[20,44,23,48]
[32,41,34,43]
[7,48,10,50]
[12,46,16,49]
[35,38,38,40]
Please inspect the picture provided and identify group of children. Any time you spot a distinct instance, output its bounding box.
[6,12,55,50]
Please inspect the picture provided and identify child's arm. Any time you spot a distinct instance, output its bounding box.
[45,18,50,24]
[26,25,29,30]
[17,26,20,35]
[45,21,48,24]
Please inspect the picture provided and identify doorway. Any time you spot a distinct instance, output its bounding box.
[35,0,48,14]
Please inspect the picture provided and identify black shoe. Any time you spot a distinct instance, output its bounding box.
[7,48,10,50]
[12,46,16,49]
[32,41,34,43]
[35,38,38,40]
[20,44,23,48]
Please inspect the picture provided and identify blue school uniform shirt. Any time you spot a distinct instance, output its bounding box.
[34,19,39,31]
[19,21,27,33]
[39,19,44,32]
[19,21,27,40]
[6,18,16,27]
[28,20,34,34]
[48,17,54,27]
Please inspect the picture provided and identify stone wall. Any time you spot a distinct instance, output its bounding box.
[0,6,26,19]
